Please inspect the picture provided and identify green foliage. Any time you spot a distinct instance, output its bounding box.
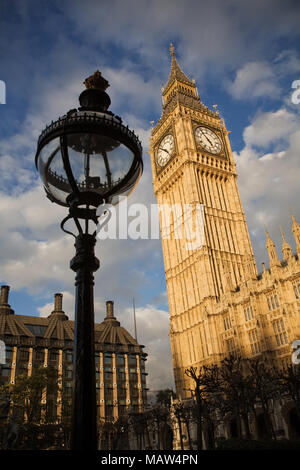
[0,366,59,425]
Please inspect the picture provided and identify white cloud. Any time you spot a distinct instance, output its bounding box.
[235,107,300,266]
[121,304,174,391]
[227,61,280,100]
[38,290,75,318]
[227,49,300,102]
[243,108,299,148]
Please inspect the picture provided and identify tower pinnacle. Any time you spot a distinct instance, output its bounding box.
[291,214,300,256]
[169,42,175,57]
[265,230,281,268]
[162,43,196,99]
[280,226,292,261]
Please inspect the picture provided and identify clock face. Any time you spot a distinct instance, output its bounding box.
[156,134,175,167]
[195,126,222,155]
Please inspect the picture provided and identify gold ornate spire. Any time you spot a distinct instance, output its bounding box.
[162,43,196,96]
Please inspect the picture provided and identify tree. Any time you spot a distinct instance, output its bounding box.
[219,356,256,439]
[248,358,280,440]
[172,400,193,450]
[0,366,59,425]
[279,364,300,421]
[149,405,169,450]
[156,389,176,409]
[185,366,209,450]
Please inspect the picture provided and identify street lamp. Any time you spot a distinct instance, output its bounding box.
[35,71,143,450]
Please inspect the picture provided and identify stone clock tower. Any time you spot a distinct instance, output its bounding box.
[149,45,257,396]
[150,46,300,439]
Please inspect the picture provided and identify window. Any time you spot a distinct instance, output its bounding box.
[105,388,113,406]
[34,350,44,361]
[64,365,73,379]
[64,381,72,396]
[5,346,13,361]
[104,353,112,365]
[128,354,137,366]
[25,324,47,337]
[49,350,59,362]
[104,372,113,381]
[267,298,272,310]
[1,367,10,377]
[64,350,73,362]
[117,354,125,366]
[273,319,288,346]
[18,349,29,361]
[105,406,113,418]
[267,294,280,311]
[293,283,300,299]
[129,373,138,382]
[130,389,139,399]
[223,316,232,330]
[249,329,260,354]
[244,306,254,322]
[118,389,126,401]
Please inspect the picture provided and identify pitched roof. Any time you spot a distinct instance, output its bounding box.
[162,43,195,95]
[0,293,144,351]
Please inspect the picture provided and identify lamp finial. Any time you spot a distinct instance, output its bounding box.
[84,70,110,91]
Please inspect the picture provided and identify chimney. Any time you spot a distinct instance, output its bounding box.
[54,293,63,312]
[106,300,115,319]
[0,285,14,315]
[0,286,9,305]
[48,292,68,320]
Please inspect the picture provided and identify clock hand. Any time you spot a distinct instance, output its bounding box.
[200,131,213,147]
[160,148,170,155]
[205,135,213,146]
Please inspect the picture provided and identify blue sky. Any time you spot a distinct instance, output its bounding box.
[1,0,300,390]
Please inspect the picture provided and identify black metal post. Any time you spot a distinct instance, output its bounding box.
[70,233,100,450]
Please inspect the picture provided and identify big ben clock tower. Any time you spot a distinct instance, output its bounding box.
[149,45,257,396]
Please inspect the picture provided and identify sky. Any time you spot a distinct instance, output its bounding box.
[0,0,300,392]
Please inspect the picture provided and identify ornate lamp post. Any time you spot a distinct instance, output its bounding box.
[35,71,143,450]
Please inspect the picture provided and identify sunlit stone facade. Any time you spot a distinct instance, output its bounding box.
[149,46,300,404]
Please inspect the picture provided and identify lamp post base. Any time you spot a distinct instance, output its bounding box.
[70,233,100,450]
